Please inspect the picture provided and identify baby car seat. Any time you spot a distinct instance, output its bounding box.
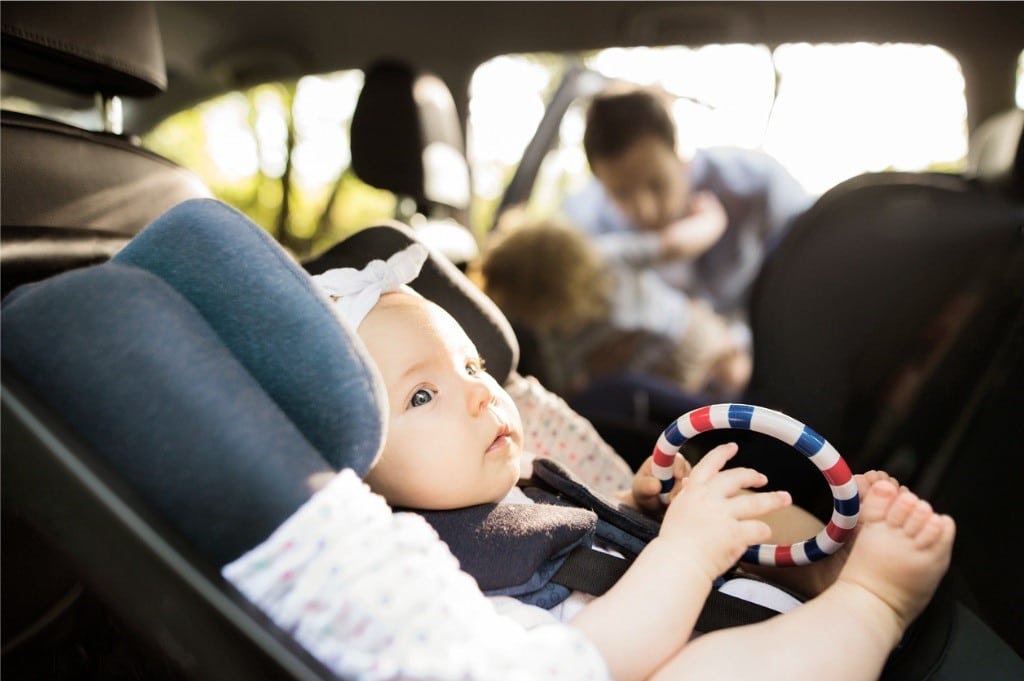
[2,199,382,677]
[4,199,1022,678]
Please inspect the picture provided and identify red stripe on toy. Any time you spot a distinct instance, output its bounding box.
[774,544,795,566]
[826,522,854,543]
[652,445,676,468]
[822,459,853,486]
[689,406,713,432]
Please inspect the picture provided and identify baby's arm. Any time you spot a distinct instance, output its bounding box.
[570,443,791,681]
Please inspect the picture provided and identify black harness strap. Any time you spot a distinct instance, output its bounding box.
[551,546,782,631]
[549,545,627,595]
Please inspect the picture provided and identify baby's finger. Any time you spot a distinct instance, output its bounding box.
[701,465,769,495]
[729,490,792,519]
[673,453,693,480]
[634,474,661,497]
[667,476,688,503]
[632,475,667,512]
[688,443,739,482]
[737,518,774,547]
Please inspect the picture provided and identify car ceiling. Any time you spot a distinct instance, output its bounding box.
[132,2,1023,131]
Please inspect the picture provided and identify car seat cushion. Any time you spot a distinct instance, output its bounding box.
[1,263,341,565]
[115,198,386,474]
[304,221,520,385]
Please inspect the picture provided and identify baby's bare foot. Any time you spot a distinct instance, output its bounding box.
[856,469,895,497]
[837,480,955,632]
[797,470,898,595]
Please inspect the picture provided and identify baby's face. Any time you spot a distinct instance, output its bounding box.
[359,292,523,509]
[592,134,690,233]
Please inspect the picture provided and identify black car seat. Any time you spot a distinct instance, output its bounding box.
[1,1,211,673]
[348,58,478,267]
[0,0,212,298]
[2,199,387,678]
[744,166,1024,653]
[745,170,1023,503]
[4,198,1023,678]
[303,219,520,384]
[965,106,1023,201]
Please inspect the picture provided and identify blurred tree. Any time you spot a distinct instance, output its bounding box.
[145,76,397,260]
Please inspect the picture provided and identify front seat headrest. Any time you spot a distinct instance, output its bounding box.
[350,58,471,213]
[966,107,1024,200]
[1,1,166,97]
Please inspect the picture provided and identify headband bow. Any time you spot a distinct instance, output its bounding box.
[313,243,429,329]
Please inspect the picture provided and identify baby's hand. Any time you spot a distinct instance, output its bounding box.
[629,451,692,514]
[658,443,792,582]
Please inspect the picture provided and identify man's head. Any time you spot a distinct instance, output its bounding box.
[358,292,523,510]
[583,87,691,233]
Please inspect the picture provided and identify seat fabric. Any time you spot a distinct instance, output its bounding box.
[2,263,339,567]
[115,199,384,472]
[304,220,520,385]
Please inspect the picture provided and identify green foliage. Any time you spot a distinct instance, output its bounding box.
[144,79,398,259]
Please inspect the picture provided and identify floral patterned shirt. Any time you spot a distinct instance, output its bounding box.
[223,470,610,681]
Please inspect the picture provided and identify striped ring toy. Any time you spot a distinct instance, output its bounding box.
[652,403,859,566]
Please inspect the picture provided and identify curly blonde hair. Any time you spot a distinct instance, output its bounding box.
[477,214,612,334]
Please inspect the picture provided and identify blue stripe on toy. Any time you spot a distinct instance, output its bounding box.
[742,546,760,564]
[660,476,675,494]
[727,403,754,429]
[834,495,859,517]
[794,426,826,457]
[664,421,685,446]
[804,538,827,562]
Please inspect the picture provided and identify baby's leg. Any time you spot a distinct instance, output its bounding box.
[651,480,954,681]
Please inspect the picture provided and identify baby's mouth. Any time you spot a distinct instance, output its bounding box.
[487,423,513,453]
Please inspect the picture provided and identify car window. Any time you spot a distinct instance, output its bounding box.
[5,41,997,257]
[143,69,397,259]
[1018,50,1024,107]
[468,43,970,228]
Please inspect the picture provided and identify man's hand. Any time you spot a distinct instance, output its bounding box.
[659,191,728,261]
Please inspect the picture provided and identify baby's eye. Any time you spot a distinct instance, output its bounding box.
[466,357,486,376]
[409,388,435,408]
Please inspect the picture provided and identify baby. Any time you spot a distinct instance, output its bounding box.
[476,217,751,399]
[315,243,955,681]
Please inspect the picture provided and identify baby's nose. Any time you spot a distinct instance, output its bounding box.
[467,378,495,414]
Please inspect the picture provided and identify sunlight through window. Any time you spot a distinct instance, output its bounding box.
[468,42,969,217]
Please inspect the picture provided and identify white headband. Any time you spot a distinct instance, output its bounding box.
[313,243,429,329]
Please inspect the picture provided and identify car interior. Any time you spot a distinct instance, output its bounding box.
[2,1,1023,679]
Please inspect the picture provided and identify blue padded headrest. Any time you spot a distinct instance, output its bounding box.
[1,264,345,565]
[115,199,385,473]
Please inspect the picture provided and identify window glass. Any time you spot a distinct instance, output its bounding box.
[468,43,968,227]
[1017,50,1024,109]
[145,69,397,259]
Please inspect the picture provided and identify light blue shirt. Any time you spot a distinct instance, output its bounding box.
[562,147,813,320]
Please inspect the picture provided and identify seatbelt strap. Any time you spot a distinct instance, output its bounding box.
[549,545,626,595]
[551,546,782,631]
